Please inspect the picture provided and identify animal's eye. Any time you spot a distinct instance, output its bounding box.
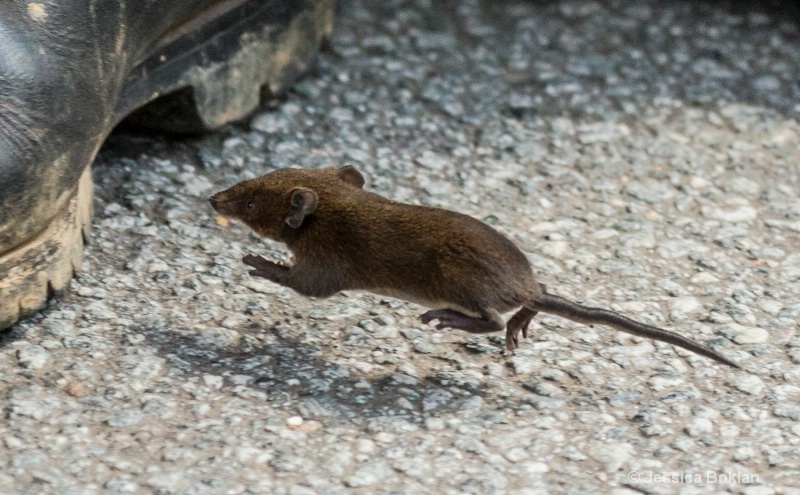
[247,201,255,210]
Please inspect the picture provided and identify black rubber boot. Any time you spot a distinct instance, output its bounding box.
[0,0,334,328]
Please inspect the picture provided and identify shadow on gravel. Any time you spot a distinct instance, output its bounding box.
[77,132,599,428]
[138,314,524,425]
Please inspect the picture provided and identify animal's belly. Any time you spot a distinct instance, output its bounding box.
[370,287,481,318]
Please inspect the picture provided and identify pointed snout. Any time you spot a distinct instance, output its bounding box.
[208,193,222,212]
[208,191,235,217]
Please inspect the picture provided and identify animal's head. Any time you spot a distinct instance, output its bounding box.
[208,166,365,240]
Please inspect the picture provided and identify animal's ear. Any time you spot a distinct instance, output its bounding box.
[285,188,318,229]
[336,165,365,189]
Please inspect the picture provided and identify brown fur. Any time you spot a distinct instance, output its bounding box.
[210,166,740,369]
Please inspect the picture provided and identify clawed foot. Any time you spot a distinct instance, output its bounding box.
[242,254,288,280]
[505,328,524,351]
[419,308,504,334]
[505,323,529,351]
[505,308,537,351]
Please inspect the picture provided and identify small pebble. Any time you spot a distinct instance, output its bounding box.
[16,345,49,370]
[731,375,765,396]
[685,418,714,437]
[64,381,89,398]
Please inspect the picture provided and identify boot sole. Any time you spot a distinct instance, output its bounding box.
[120,0,335,132]
[0,168,93,329]
[0,0,334,330]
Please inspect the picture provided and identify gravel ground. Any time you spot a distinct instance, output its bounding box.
[4,1,800,494]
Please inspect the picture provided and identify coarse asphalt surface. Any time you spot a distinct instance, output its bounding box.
[3,1,800,494]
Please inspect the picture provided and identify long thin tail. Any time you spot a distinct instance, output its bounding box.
[530,293,740,369]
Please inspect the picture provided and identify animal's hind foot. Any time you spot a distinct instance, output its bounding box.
[505,307,538,350]
[420,309,504,334]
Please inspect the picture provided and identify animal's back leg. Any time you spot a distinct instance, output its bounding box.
[420,308,504,334]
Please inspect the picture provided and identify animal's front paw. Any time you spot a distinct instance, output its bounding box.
[243,254,272,270]
[242,254,287,280]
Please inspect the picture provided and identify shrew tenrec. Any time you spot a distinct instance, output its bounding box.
[209,166,739,369]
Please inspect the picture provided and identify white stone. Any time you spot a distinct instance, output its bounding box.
[701,203,757,222]
[415,150,449,170]
[375,432,396,444]
[728,324,769,344]
[16,345,49,370]
[485,362,504,377]
[668,296,703,314]
[355,439,376,454]
[425,418,445,430]
[685,417,713,437]
[503,447,529,463]
[286,416,304,427]
[148,261,169,273]
[592,442,633,472]
[236,446,270,465]
[691,272,719,284]
[731,375,765,395]
[202,375,223,390]
[344,462,392,487]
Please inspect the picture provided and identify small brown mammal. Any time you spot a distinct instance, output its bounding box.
[209,166,739,368]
